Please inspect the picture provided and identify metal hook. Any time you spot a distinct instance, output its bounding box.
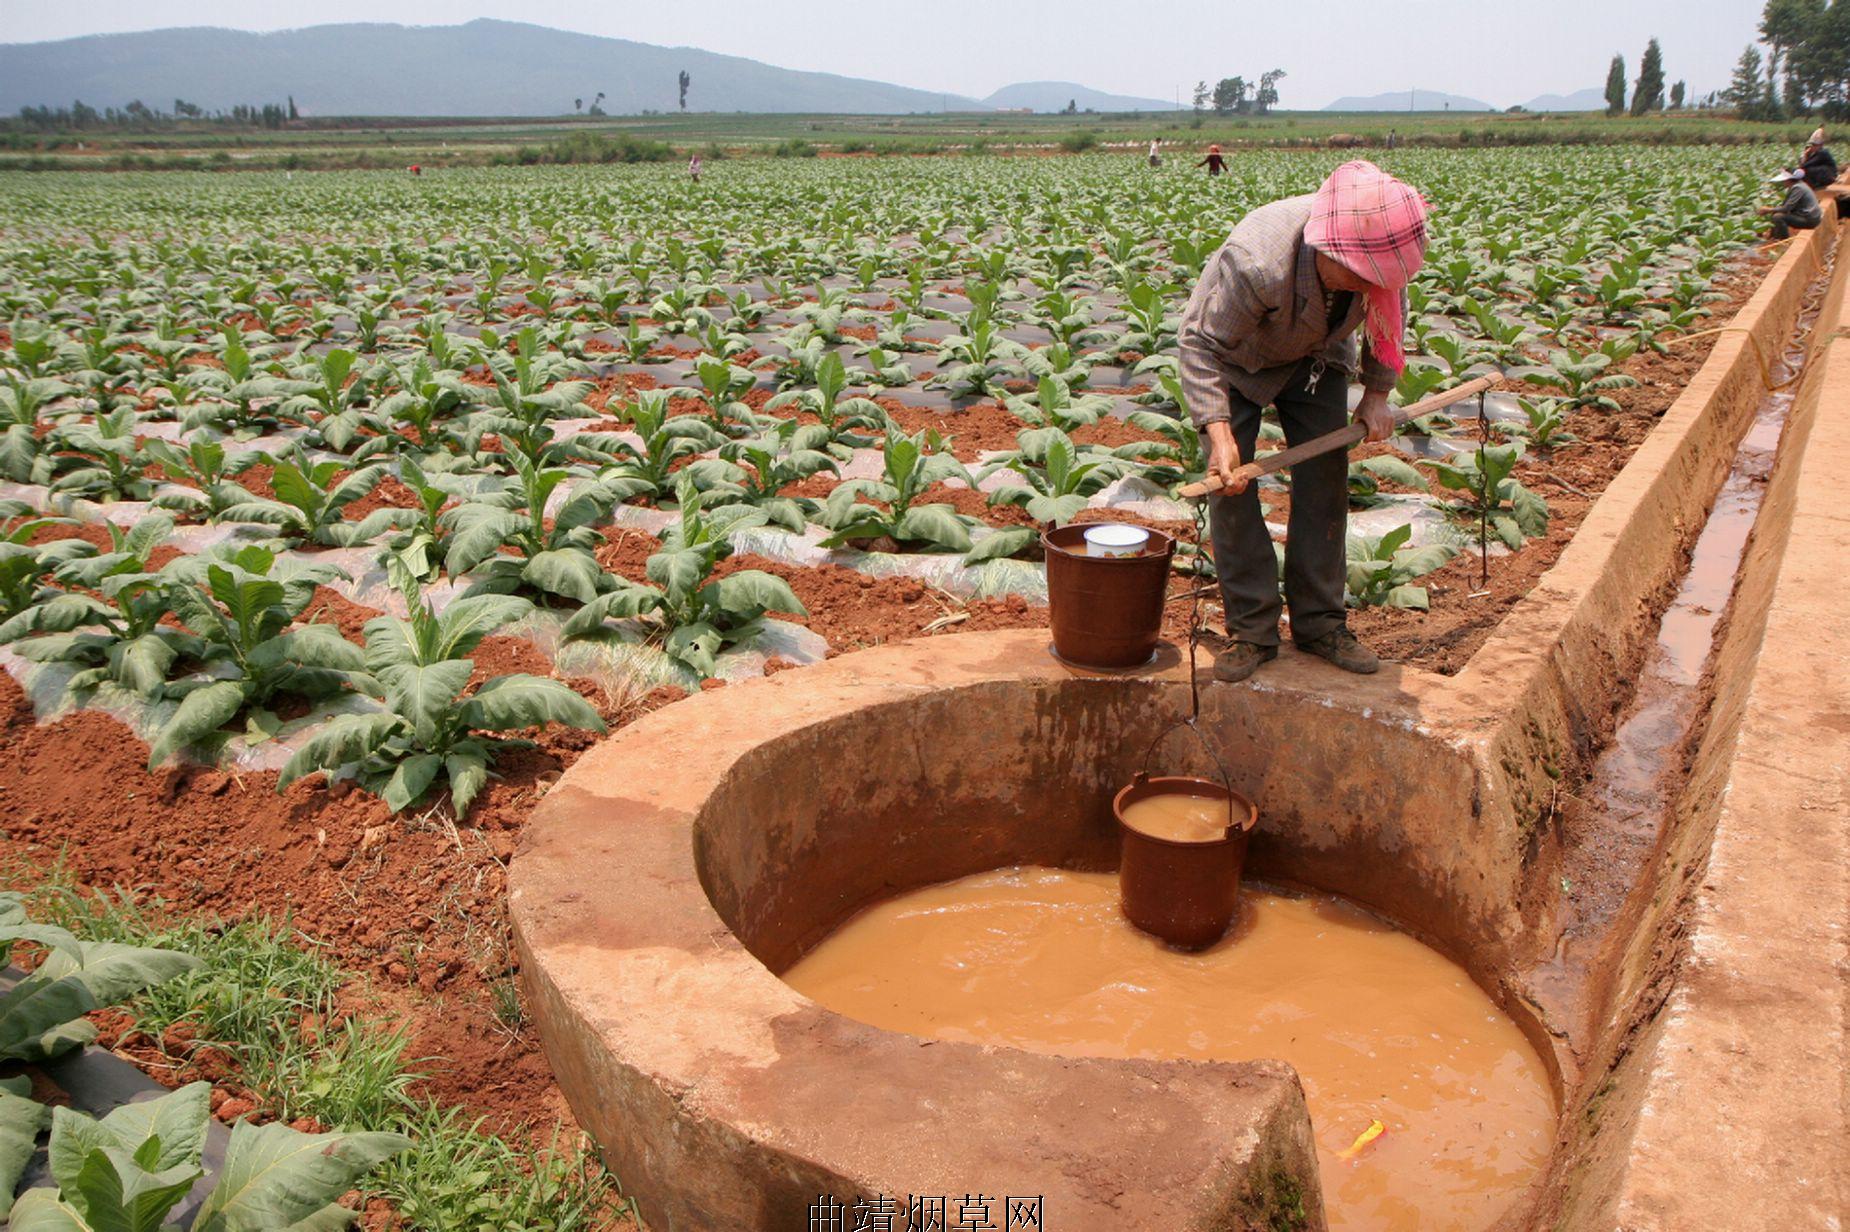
[1138,716,1239,833]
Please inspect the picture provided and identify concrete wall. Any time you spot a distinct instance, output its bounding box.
[1594,231,1850,1231]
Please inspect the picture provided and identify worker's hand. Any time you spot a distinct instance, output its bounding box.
[1354,389,1395,444]
[1205,421,1247,494]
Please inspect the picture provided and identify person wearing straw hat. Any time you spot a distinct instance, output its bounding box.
[1178,160,1429,682]
[1794,127,1838,190]
[1760,168,1823,241]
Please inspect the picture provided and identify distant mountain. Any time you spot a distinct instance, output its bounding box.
[1323,90,1495,113]
[1519,87,1607,112]
[0,19,988,116]
[983,82,1176,113]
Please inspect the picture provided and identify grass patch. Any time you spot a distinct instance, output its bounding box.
[24,874,633,1230]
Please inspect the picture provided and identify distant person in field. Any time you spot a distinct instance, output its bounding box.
[1197,144,1227,176]
[1793,128,1837,190]
[688,153,703,184]
[1179,160,1429,682]
[1760,169,1823,241]
[1148,139,1162,169]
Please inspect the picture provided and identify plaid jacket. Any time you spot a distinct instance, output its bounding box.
[1178,194,1397,428]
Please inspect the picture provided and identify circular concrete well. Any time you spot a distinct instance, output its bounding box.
[510,630,1562,1232]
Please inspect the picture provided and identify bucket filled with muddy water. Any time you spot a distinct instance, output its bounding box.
[1043,524,1175,669]
[1114,772,1259,949]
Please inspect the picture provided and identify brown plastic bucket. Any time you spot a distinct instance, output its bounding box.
[1042,524,1175,669]
[1113,773,1259,950]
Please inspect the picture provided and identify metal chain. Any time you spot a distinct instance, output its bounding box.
[1186,491,1212,724]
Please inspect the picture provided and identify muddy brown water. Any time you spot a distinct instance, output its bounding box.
[1120,790,1240,842]
[784,866,1555,1232]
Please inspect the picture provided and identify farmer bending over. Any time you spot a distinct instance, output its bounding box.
[1760,169,1822,241]
[1179,160,1429,682]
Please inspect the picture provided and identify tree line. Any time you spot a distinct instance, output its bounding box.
[1727,0,1850,119]
[1602,39,1691,115]
[12,98,300,131]
[1192,71,1288,116]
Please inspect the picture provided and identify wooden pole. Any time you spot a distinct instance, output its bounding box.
[1176,373,1503,498]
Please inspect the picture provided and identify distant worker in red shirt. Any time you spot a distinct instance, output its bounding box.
[1197,144,1228,177]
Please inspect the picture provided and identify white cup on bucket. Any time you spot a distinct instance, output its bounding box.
[1082,524,1150,558]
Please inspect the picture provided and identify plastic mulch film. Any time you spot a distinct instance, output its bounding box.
[0,648,387,774]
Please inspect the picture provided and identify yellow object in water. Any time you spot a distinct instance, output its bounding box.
[1338,1119,1387,1161]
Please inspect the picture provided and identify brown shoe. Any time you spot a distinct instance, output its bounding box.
[1296,626,1380,674]
[1212,641,1278,683]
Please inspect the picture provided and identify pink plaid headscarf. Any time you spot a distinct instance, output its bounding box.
[1303,160,1429,374]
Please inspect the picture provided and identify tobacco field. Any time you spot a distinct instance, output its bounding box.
[0,144,1775,1225]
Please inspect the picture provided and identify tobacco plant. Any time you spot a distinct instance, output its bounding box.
[563,477,807,677]
[6,1081,406,1231]
[976,427,1129,555]
[815,427,980,554]
[220,450,403,546]
[761,352,888,457]
[0,516,198,697]
[148,546,366,768]
[1345,524,1457,610]
[442,452,643,602]
[1421,441,1551,549]
[280,568,605,814]
[0,505,95,624]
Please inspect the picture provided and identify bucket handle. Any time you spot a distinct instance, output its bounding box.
[1138,716,1239,835]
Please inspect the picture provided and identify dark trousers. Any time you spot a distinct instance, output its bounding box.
[1769,211,1819,240]
[1205,358,1349,646]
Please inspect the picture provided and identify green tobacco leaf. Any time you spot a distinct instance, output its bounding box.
[192,1122,408,1232]
[645,547,706,604]
[33,941,199,1031]
[458,675,605,735]
[0,974,100,1063]
[147,680,247,769]
[963,527,1036,564]
[559,586,660,639]
[1355,455,1427,490]
[520,549,605,604]
[1395,544,1457,578]
[0,1083,47,1217]
[1511,482,1550,538]
[708,570,806,619]
[664,621,722,678]
[85,1083,211,1174]
[443,508,524,577]
[378,659,472,748]
[272,625,367,675]
[894,503,972,551]
[40,1100,204,1230]
[8,1188,93,1229]
[0,593,114,642]
[429,595,531,662]
[1024,492,1089,526]
[445,749,490,818]
[108,633,180,696]
[381,753,443,812]
[278,713,405,789]
[1377,523,1414,557]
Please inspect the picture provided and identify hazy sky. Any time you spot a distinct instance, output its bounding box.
[5,1,1769,109]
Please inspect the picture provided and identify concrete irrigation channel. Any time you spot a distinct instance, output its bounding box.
[509,214,1850,1231]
